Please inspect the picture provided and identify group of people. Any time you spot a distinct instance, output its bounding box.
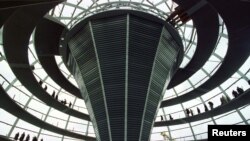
[184,86,247,118]
[160,114,174,121]
[14,132,42,141]
[50,90,72,108]
[221,86,246,105]
[232,87,245,99]
[160,100,214,121]
[160,84,249,121]
[166,6,191,28]
[185,108,194,117]
[39,80,73,108]
[160,101,214,121]
[186,101,214,117]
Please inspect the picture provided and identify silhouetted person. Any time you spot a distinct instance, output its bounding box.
[169,114,173,120]
[185,108,190,117]
[232,90,239,98]
[19,132,25,141]
[197,107,201,114]
[14,132,19,140]
[237,87,244,94]
[161,115,164,121]
[208,101,214,110]
[190,109,194,116]
[69,102,72,108]
[60,100,64,104]
[220,96,225,105]
[52,91,55,98]
[63,99,67,105]
[55,94,58,100]
[32,136,38,141]
[204,104,208,112]
[25,135,30,141]
[38,80,43,85]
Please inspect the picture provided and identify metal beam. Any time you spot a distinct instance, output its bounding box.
[124,13,130,141]
[89,21,112,141]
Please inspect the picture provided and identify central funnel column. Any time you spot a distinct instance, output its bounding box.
[66,10,183,141]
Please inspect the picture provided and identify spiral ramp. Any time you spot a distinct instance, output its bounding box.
[0,0,250,140]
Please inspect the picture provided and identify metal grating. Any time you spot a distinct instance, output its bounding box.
[66,10,183,141]
[127,14,163,141]
[91,15,127,141]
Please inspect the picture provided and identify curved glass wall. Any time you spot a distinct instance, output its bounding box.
[0,0,249,141]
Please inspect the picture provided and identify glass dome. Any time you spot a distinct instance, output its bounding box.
[0,0,250,141]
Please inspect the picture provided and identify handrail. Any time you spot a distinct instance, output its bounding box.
[155,89,250,127]
[0,74,88,111]
[156,69,250,119]
[0,85,95,140]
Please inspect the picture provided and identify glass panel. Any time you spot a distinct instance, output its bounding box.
[215,111,243,124]
[240,105,250,120]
